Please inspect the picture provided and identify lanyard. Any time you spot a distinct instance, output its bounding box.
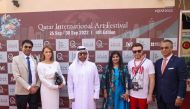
[131,58,146,80]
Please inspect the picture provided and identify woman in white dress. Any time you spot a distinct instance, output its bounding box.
[37,45,66,109]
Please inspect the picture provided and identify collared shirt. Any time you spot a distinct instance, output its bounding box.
[23,53,37,86]
[162,53,173,66]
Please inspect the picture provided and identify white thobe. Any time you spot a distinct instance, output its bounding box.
[67,61,100,109]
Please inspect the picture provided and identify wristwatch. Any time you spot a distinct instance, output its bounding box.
[177,96,184,100]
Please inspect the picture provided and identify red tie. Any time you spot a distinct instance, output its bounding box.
[161,58,167,74]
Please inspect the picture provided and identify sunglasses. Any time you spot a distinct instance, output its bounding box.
[24,46,32,49]
[160,47,169,50]
[78,52,87,56]
[132,50,142,54]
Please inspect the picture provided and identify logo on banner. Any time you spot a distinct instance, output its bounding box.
[56,39,69,51]
[0,95,9,106]
[8,53,14,61]
[70,40,77,48]
[7,40,19,51]
[82,39,95,50]
[122,51,133,63]
[109,39,122,50]
[0,86,8,95]
[32,40,43,51]
[57,53,63,61]
[150,51,162,63]
[8,85,15,95]
[8,63,12,74]
[0,74,8,84]
[69,51,76,62]
[8,74,15,84]
[124,41,133,48]
[182,41,190,49]
[9,96,16,105]
[150,42,160,47]
[95,51,109,62]
[136,38,150,50]
[44,41,50,46]
[0,52,7,63]
[97,64,103,73]
[0,64,7,73]
[59,97,64,106]
[96,40,103,48]
[0,65,6,71]
[59,63,69,74]
[0,14,21,38]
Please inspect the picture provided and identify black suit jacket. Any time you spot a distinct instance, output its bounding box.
[155,55,187,103]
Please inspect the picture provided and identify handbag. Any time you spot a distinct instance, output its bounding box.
[128,58,146,90]
[54,72,63,85]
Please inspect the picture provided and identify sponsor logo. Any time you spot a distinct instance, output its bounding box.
[0,74,8,84]
[69,40,77,48]
[96,40,103,48]
[56,39,69,51]
[0,95,9,106]
[150,42,160,47]
[95,51,109,63]
[96,64,103,73]
[44,40,50,46]
[82,39,95,50]
[69,51,76,62]
[122,51,133,63]
[7,53,14,61]
[109,39,122,50]
[59,63,69,74]
[0,14,20,38]
[9,96,16,105]
[7,40,19,51]
[136,38,150,50]
[0,52,7,63]
[57,53,64,61]
[31,40,43,51]
[0,64,6,71]
[8,85,15,95]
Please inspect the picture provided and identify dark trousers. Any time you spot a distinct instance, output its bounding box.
[15,90,40,109]
[157,96,179,109]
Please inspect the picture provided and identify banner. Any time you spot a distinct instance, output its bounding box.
[0,8,179,109]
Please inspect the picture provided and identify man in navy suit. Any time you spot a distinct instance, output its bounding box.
[154,39,187,109]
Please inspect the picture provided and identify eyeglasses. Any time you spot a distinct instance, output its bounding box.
[132,50,142,54]
[78,52,87,56]
[160,47,169,50]
[24,46,32,49]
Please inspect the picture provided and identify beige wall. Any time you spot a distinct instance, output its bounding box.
[0,0,175,13]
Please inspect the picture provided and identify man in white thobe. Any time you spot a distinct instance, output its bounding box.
[67,46,100,109]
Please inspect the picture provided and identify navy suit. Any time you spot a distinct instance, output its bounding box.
[155,55,187,109]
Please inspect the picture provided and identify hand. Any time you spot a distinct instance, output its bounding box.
[175,98,183,107]
[152,95,156,102]
[103,90,107,98]
[29,86,38,94]
[121,92,129,101]
[70,99,75,102]
[58,83,64,88]
[147,94,153,104]
[94,99,98,102]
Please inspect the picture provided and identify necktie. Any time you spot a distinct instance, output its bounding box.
[26,57,32,84]
[161,58,167,74]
